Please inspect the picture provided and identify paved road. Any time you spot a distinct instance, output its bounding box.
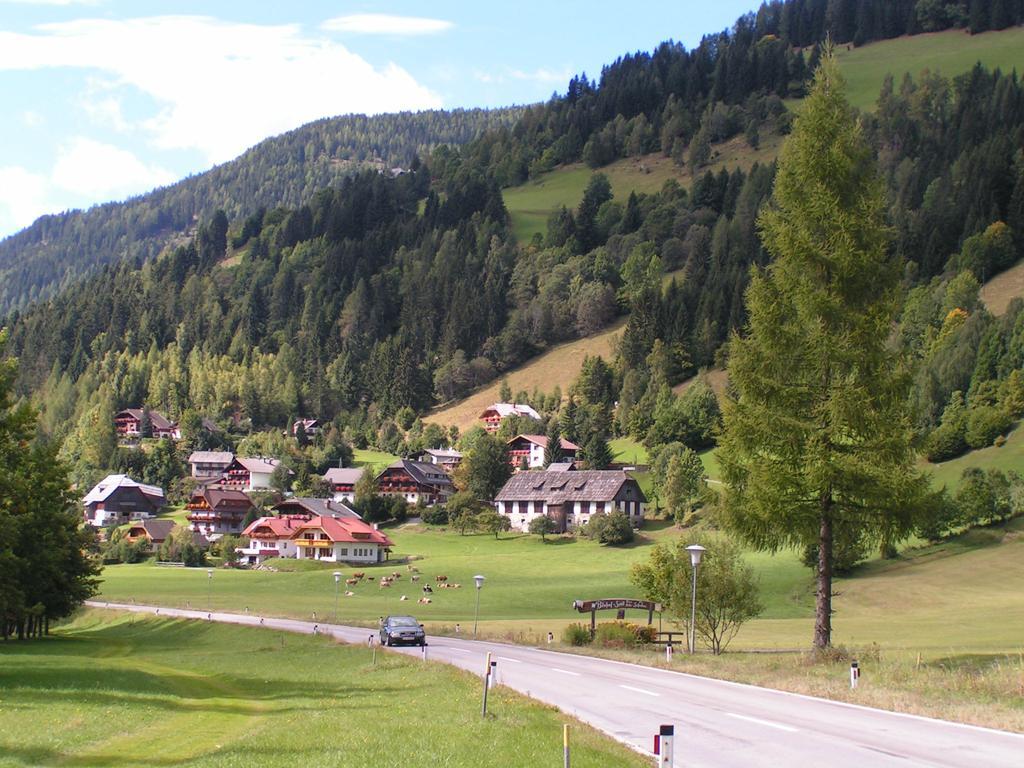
[88,602,1024,767]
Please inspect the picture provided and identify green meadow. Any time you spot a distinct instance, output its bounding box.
[0,610,646,768]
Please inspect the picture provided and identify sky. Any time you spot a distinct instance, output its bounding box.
[0,0,761,238]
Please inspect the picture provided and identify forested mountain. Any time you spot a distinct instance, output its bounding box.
[0,108,522,315]
[3,0,1024,492]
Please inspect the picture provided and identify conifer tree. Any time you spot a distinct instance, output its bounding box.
[543,418,565,468]
[717,50,926,650]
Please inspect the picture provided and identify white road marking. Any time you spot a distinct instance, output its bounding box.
[444,647,472,654]
[551,667,581,676]
[619,684,659,697]
[497,656,522,663]
[727,713,799,733]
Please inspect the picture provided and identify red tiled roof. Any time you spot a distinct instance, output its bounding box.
[242,515,306,538]
[289,515,393,547]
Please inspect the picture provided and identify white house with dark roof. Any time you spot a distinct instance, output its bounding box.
[322,467,365,503]
[506,434,580,470]
[416,448,463,472]
[220,457,291,492]
[493,470,646,533]
[82,474,166,527]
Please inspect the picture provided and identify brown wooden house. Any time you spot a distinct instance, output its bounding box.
[186,487,254,540]
[376,460,453,506]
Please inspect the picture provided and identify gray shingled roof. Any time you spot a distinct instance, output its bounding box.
[382,460,454,488]
[273,497,361,519]
[494,470,646,503]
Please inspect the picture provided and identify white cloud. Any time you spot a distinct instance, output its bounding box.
[474,66,573,86]
[20,109,44,127]
[321,13,452,36]
[0,165,47,233]
[0,15,443,164]
[51,137,175,197]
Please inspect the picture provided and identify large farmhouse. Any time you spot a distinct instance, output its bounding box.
[186,487,254,540]
[376,460,453,506]
[82,474,165,527]
[479,402,541,433]
[322,467,364,503]
[114,409,180,440]
[220,457,290,492]
[493,470,646,533]
[290,515,393,563]
[187,451,234,481]
[506,434,580,470]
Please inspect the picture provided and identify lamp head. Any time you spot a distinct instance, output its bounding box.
[685,544,706,567]
[333,571,342,583]
[207,568,213,578]
[473,574,486,590]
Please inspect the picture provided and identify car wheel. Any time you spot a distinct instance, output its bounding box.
[385,636,392,647]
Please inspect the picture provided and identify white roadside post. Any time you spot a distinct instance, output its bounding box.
[655,724,675,767]
[333,571,342,623]
[473,574,486,638]
[685,545,706,654]
[666,641,674,663]
[206,568,213,612]
[481,651,492,716]
[850,660,860,690]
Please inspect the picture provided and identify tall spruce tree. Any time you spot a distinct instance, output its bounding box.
[543,418,565,468]
[717,50,926,650]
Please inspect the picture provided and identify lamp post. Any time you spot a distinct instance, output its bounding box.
[473,574,486,638]
[685,545,705,654]
[333,571,342,623]
[206,568,213,612]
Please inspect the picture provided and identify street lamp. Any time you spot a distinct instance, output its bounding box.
[473,574,486,638]
[685,545,705,654]
[206,568,213,612]
[333,571,342,623]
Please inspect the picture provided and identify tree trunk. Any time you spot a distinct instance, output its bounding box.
[813,510,833,649]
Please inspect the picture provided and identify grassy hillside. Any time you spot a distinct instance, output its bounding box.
[834,27,1024,110]
[0,610,644,768]
[979,259,1024,316]
[425,320,625,431]
[924,424,1024,490]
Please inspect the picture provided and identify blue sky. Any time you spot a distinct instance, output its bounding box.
[0,1,761,237]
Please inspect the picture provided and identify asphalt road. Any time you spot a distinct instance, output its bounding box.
[87,601,1024,767]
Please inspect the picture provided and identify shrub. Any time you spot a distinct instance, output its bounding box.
[994,435,1007,448]
[594,621,639,648]
[629,622,658,643]
[964,406,1013,449]
[421,505,449,525]
[923,422,968,462]
[587,510,634,545]
[562,623,592,646]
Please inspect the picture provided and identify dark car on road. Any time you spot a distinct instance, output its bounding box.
[380,615,426,646]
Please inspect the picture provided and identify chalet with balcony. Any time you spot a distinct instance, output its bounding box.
[322,467,364,503]
[494,470,646,533]
[83,474,165,527]
[114,408,180,440]
[236,515,307,565]
[220,457,290,492]
[479,402,541,433]
[186,487,254,540]
[415,448,463,472]
[376,460,453,506]
[290,515,393,563]
[506,434,580,470]
[187,451,234,481]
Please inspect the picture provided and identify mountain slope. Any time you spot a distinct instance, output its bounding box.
[0,108,522,316]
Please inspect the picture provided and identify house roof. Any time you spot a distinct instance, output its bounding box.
[126,519,174,541]
[508,434,581,451]
[242,515,307,538]
[115,408,175,430]
[380,460,453,488]
[323,467,364,485]
[188,451,234,465]
[289,515,393,547]
[233,457,291,475]
[547,461,578,472]
[193,487,253,510]
[494,470,647,504]
[273,497,361,519]
[421,448,463,460]
[83,474,165,506]
[479,402,541,421]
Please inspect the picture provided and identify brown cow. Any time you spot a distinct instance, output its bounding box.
[435,575,448,583]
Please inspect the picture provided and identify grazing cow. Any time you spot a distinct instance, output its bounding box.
[346,578,359,586]
[400,595,408,601]
[391,572,402,579]
[418,597,432,605]
[422,585,433,594]
[352,572,365,580]
[435,575,448,583]
[451,583,462,589]
[344,591,354,597]
[411,575,420,582]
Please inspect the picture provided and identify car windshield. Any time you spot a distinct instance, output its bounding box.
[389,616,419,627]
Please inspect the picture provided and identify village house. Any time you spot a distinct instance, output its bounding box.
[478,402,542,433]
[186,487,254,540]
[290,515,393,563]
[220,456,291,492]
[506,434,580,470]
[236,515,307,565]
[187,451,234,481]
[322,467,364,503]
[292,418,321,436]
[376,460,453,506]
[493,470,647,533]
[415,448,463,472]
[114,408,180,440]
[82,474,165,527]
[272,497,362,520]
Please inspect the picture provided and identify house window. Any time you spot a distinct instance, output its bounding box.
[340,548,348,556]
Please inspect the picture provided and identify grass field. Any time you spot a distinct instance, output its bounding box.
[352,447,400,468]
[425,320,625,431]
[834,27,1024,111]
[979,259,1024,316]
[924,424,1024,490]
[0,610,646,768]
